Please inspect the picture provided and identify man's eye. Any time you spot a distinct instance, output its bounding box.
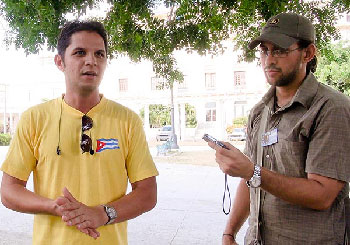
[274,50,282,55]
[96,52,105,58]
[74,50,85,55]
[274,50,287,55]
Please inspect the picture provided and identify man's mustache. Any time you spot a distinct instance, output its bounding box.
[265,65,282,72]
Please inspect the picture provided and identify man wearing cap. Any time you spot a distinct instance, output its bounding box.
[207,12,350,244]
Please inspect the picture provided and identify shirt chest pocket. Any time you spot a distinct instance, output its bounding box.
[272,139,308,178]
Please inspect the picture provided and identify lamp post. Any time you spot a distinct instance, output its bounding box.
[170,83,179,149]
[0,84,7,134]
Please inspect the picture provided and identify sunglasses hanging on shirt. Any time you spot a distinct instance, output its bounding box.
[56,101,95,156]
[81,115,94,155]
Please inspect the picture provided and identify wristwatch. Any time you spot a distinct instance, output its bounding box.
[102,205,117,225]
[246,165,261,188]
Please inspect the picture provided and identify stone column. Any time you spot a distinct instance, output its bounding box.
[216,100,226,139]
[144,104,150,139]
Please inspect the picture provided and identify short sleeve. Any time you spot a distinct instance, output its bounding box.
[306,104,350,182]
[1,111,37,181]
[125,113,158,183]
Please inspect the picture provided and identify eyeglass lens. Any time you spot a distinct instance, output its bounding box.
[81,133,92,153]
[82,115,93,131]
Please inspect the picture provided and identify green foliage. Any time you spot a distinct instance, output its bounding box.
[232,0,343,62]
[149,104,171,127]
[226,116,248,133]
[0,0,98,54]
[185,103,197,128]
[233,116,248,126]
[0,133,11,146]
[0,0,347,82]
[315,41,350,96]
[139,107,145,123]
[140,103,196,127]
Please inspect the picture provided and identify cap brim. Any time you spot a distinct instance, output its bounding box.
[249,32,299,50]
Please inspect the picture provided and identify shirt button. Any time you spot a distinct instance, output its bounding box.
[266,154,270,158]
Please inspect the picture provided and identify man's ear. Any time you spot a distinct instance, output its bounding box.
[54,54,65,72]
[303,43,316,63]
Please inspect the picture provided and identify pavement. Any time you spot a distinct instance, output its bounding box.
[0,141,248,244]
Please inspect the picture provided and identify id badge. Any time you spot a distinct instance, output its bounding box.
[261,128,278,147]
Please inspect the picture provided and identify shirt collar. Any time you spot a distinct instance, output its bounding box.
[262,73,319,110]
[292,73,319,109]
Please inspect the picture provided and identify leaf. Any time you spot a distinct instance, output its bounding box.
[0,0,348,89]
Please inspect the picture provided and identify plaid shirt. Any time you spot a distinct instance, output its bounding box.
[244,73,350,245]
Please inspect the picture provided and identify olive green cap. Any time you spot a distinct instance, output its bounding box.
[249,12,315,50]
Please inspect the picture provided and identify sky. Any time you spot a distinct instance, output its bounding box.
[0,3,119,109]
[0,0,172,111]
[1,3,348,112]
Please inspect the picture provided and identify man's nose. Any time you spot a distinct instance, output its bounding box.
[85,53,97,66]
[264,51,277,66]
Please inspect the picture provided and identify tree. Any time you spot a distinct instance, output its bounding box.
[185,103,197,128]
[139,107,145,124]
[226,116,248,133]
[1,0,349,83]
[148,104,171,128]
[315,41,350,96]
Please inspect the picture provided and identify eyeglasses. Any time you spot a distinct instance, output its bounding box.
[259,47,302,58]
[81,115,94,155]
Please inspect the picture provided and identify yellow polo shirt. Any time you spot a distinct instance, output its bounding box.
[1,96,158,244]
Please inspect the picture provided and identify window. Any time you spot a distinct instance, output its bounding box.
[151,76,166,90]
[234,101,247,118]
[205,102,216,121]
[234,71,246,86]
[205,73,216,89]
[0,85,6,104]
[119,78,128,92]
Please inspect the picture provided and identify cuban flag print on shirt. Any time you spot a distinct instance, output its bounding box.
[96,138,120,153]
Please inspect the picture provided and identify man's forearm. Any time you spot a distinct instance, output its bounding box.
[260,168,344,210]
[53,177,157,231]
[106,176,157,224]
[1,179,57,215]
[212,143,344,211]
[224,179,250,236]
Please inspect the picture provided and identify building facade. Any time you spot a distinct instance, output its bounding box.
[2,13,350,141]
[107,42,268,141]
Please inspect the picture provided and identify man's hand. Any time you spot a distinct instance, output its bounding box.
[53,196,70,216]
[54,195,101,239]
[58,187,107,239]
[208,141,254,180]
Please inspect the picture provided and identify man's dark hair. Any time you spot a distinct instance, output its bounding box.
[57,20,108,61]
[298,39,317,74]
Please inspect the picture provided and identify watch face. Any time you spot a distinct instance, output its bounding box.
[107,207,117,219]
[251,177,261,188]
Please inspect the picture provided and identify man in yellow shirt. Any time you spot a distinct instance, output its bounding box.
[0,20,159,244]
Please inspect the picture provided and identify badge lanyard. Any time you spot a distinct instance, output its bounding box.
[253,105,269,245]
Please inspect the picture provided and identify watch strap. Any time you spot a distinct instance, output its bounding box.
[246,165,261,188]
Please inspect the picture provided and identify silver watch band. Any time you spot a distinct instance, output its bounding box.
[246,165,261,188]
